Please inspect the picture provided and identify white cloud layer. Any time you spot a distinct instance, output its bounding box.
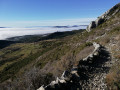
[0,18,96,40]
[0,26,87,40]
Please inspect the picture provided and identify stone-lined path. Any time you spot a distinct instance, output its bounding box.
[37,43,111,90]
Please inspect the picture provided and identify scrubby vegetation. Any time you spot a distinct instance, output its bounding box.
[0,3,120,90]
[0,29,91,87]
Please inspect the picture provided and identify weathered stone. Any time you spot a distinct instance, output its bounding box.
[87,21,96,32]
[37,42,111,90]
[61,71,72,81]
[59,79,66,83]
[95,18,105,26]
[86,3,120,31]
[37,85,45,90]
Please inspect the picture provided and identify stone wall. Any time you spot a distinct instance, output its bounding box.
[37,43,106,90]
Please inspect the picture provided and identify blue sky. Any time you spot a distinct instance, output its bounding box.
[0,0,120,27]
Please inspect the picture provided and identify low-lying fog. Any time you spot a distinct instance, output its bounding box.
[0,25,87,40]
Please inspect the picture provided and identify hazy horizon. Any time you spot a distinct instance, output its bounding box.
[0,0,119,27]
[0,25,87,40]
[0,0,119,40]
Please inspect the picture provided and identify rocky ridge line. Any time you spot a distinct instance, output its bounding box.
[87,3,120,32]
[37,42,111,90]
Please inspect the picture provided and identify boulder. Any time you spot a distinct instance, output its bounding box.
[87,21,96,32]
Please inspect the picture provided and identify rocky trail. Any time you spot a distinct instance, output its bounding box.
[37,43,112,90]
[78,45,111,89]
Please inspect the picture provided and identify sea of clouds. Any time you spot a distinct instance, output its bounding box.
[0,25,87,40]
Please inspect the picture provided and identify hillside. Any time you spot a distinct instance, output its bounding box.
[0,3,120,90]
[7,30,84,43]
[38,3,120,90]
[0,40,16,49]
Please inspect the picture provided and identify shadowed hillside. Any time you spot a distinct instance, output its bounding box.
[0,40,16,49]
[7,30,84,43]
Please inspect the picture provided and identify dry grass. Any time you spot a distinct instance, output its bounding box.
[106,72,116,86]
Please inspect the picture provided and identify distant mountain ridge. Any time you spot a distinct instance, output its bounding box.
[26,25,88,28]
[0,27,6,28]
[53,25,88,28]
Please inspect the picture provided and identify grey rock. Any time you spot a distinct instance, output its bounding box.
[87,21,96,32]
[86,3,120,31]
[37,85,45,90]
[37,42,111,90]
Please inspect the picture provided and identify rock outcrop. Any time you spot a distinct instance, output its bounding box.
[37,42,111,90]
[87,3,120,32]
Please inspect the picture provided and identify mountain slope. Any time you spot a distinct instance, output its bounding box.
[0,3,120,90]
[38,43,111,90]
[38,3,120,90]
[87,3,120,32]
[7,30,84,43]
[0,40,16,49]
